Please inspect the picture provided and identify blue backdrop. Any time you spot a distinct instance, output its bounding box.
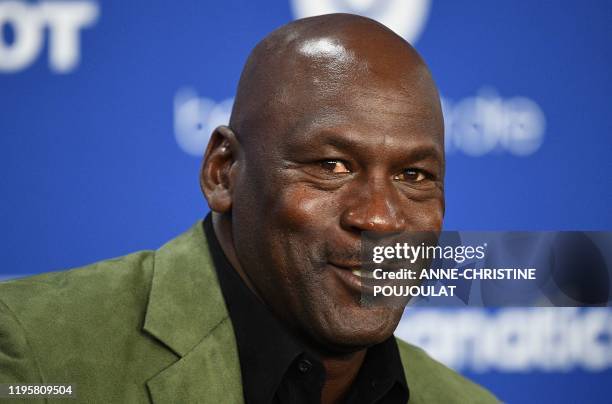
[1,1,611,402]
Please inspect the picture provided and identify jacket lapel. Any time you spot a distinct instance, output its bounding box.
[142,221,244,403]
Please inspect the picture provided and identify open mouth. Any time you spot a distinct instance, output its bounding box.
[350,269,375,279]
[328,262,378,296]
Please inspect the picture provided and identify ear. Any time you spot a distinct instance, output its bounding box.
[200,125,241,213]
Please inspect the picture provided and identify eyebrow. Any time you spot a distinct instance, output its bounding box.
[304,129,444,162]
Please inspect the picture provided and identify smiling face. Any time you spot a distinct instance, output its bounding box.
[203,15,445,353]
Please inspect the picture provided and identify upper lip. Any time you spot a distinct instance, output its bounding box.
[328,262,363,271]
[328,262,379,274]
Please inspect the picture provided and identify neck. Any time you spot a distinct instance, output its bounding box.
[212,212,261,298]
[321,349,367,404]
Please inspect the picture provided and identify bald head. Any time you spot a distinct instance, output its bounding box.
[202,13,445,352]
[229,13,442,147]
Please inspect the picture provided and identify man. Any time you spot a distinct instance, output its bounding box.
[0,14,498,403]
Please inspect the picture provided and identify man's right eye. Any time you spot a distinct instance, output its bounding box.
[319,160,351,174]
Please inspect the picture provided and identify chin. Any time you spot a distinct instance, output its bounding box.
[311,305,403,352]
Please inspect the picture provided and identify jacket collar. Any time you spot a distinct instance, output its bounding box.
[142,220,244,403]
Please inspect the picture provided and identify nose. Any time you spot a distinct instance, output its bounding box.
[340,176,406,234]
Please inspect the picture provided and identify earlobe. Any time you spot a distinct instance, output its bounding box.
[200,125,241,213]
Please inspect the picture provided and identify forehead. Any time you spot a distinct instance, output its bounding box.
[270,79,444,158]
[238,31,444,158]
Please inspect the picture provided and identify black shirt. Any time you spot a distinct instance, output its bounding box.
[204,215,409,404]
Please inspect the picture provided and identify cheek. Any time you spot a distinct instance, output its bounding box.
[271,185,339,232]
[405,197,445,231]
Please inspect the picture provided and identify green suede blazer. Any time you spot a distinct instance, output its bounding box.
[0,222,498,403]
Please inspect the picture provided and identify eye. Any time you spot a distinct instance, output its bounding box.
[394,168,428,182]
[320,160,351,174]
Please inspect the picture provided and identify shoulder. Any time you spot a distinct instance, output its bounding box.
[0,250,163,385]
[0,250,156,323]
[395,338,500,404]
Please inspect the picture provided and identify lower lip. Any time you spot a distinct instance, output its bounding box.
[328,264,376,295]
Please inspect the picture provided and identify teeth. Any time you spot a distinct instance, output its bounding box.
[352,269,373,279]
